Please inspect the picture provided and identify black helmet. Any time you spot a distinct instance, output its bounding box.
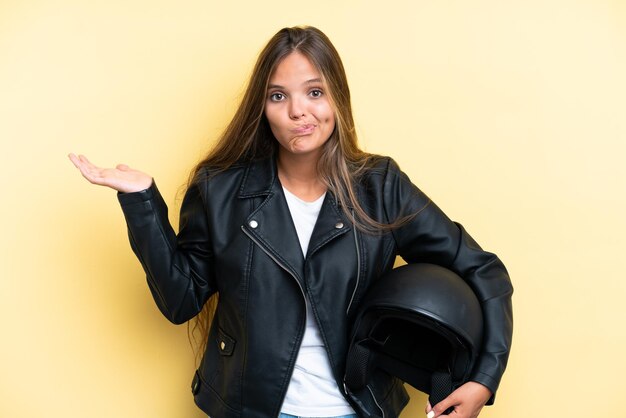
[344,263,483,409]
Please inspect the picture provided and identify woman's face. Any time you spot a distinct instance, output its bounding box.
[264,52,335,160]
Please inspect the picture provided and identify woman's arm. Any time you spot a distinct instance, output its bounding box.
[117,181,215,324]
[382,158,513,417]
[69,154,216,324]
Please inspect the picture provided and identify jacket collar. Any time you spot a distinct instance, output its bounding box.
[237,154,354,210]
[238,156,278,199]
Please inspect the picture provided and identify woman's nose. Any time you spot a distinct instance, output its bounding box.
[289,97,305,119]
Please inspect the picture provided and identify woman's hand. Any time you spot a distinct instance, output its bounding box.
[68,153,153,193]
[425,381,492,418]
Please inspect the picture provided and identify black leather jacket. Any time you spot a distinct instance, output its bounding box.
[117,155,513,418]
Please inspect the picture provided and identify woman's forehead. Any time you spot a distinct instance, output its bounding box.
[268,52,324,85]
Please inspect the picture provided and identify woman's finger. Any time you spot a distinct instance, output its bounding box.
[68,153,85,169]
[69,154,104,185]
[78,154,91,164]
[69,153,92,173]
[76,154,98,171]
[431,393,458,418]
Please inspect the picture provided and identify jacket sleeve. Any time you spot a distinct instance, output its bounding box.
[117,180,216,324]
[382,158,513,403]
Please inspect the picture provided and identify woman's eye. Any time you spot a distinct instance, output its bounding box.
[269,93,284,101]
[310,89,323,98]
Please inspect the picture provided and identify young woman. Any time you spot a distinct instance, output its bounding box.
[69,26,513,418]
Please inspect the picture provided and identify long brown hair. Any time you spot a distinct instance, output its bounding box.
[187,26,409,359]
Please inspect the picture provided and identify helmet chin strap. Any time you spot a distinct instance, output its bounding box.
[429,370,455,415]
[344,340,375,389]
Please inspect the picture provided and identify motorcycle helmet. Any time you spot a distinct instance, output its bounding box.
[344,263,483,409]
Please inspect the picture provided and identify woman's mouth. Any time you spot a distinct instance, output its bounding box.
[292,124,316,135]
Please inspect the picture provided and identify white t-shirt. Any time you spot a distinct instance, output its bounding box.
[280,187,356,417]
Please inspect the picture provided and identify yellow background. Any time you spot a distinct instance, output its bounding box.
[1,1,625,417]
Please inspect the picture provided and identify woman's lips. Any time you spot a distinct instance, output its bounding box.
[292,124,316,135]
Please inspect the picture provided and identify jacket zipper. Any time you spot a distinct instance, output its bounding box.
[241,226,307,299]
[343,217,383,417]
[367,384,386,418]
[346,214,361,315]
[343,382,385,418]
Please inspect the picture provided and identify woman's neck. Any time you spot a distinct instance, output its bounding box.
[277,151,327,202]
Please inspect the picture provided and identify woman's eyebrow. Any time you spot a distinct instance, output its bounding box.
[267,78,323,90]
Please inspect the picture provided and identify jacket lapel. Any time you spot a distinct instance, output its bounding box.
[307,193,351,258]
[239,157,305,282]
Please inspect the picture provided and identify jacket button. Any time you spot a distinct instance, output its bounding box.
[220,341,226,351]
[249,220,258,229]
[335,222,344,229]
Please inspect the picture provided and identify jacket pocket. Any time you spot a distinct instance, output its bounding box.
[216,327,236,356]
[191,370,201,395]
[197,325,242,411]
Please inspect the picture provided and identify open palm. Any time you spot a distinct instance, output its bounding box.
[68,153,153,193]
